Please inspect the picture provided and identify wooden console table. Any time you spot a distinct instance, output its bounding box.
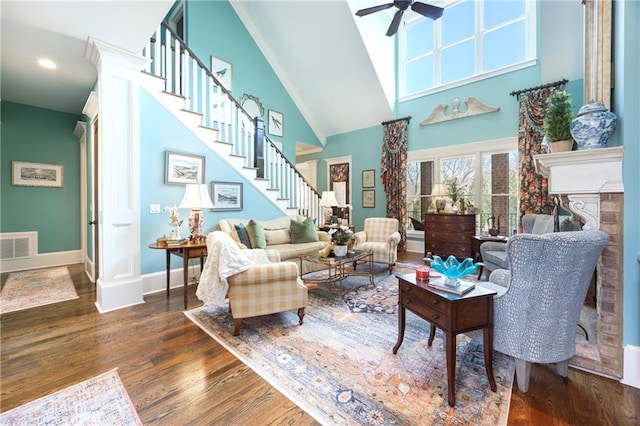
[148,241,207,309]
[393,273,497,407]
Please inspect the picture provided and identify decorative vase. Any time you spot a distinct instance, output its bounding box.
[333,244,348,257]
[169,224,181,240]
[570,100,617,150]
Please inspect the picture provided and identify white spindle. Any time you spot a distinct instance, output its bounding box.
[153,26,161,75]
[164,29,172,92]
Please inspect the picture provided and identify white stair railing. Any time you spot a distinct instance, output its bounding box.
[142,24,321,223]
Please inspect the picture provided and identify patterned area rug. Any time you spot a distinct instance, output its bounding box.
[0,266,79,314]
[0,369,142,425]
[186,263,514,425]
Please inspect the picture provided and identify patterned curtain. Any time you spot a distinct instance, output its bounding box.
[380,118,409,252]
[516,83,565,227]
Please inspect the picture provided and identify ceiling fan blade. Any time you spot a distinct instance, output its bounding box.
[355,3,394,17]
[411,2,444,20]
[386,9,404,36]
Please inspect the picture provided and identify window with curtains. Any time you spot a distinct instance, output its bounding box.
[399,0,535,99]
[406,139,518,236]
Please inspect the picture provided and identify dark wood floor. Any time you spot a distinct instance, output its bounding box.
[1,255,639,425]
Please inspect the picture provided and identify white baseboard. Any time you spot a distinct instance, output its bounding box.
[95,276,144,313]
[84,256,95,282]
[404,240,423,254]
[0,250,82,273]
[621,344,640,389]
[142,267,201,295]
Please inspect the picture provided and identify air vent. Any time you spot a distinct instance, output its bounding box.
[0,232,36,260]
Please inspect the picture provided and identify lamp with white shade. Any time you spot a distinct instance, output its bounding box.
[179,183,214,242]
[319,191,339,224]
[431,183,448,213]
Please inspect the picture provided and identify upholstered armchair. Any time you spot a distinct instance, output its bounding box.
[352,217,401,273]
[196,231,308,336]
[480,213,556,278]
[479,230,609,392]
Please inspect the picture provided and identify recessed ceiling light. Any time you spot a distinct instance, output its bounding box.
[38,58,57,69]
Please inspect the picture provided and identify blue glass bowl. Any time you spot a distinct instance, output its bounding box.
[428,255,483,287]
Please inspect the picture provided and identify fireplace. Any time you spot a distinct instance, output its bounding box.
[535,147,624,378]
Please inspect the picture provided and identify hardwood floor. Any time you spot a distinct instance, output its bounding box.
[1,257,639,425]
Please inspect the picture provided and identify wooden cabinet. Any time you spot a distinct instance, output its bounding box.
[424,213,476,259]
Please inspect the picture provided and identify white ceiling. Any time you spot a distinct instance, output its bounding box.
[0,0,406,144]
[1,1,174,114]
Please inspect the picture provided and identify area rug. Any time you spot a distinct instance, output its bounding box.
[186,266,514,425]
[0,266,79,314]
[0,369,142,425]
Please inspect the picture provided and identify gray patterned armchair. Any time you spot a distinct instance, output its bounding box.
[480,213,556,278]
[479,230,609,392]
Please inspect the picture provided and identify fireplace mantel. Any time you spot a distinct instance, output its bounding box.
[534,146,624,230]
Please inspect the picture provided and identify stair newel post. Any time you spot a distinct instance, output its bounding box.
[254,116,265,178]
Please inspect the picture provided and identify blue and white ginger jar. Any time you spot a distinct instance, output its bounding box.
[570,100,617,150]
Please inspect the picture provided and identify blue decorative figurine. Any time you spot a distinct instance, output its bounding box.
[428,255,483,287]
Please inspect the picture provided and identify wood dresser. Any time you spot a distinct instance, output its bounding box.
[424,213,476,259]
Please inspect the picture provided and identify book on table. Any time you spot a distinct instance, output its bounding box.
[427,278,475,295]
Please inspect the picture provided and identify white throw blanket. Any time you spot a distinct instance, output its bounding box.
[196,231,270,306]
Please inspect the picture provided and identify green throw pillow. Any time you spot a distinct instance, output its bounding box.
[290,217,319,244]
[246,220,266,249]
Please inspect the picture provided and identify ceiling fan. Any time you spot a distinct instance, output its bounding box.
[355,1,444,37]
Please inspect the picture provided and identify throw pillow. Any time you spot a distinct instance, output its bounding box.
[265,228,291,245]
[234,223,252,249]
[290,217,319,244]
[246,220,267,249]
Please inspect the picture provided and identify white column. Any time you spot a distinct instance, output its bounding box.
[85,38,149,312]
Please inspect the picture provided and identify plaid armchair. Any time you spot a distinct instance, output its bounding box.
[352,217,401,273]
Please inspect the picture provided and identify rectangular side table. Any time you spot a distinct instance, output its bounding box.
[393,273,497,407]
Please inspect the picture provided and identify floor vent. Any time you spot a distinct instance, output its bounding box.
[0,232,36,261]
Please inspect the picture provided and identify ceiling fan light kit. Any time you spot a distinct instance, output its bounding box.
[355,0,444,37]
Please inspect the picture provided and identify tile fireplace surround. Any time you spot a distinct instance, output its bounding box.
[535,146,624,379]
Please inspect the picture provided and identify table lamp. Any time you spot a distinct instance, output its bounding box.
[179,183,214,242]
[431,183,447,213]
[319,191,339,224]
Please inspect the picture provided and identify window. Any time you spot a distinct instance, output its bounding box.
[399,0,535,98]
[405,138,518,236]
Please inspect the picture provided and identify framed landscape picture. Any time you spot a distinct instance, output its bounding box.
[362,190,375,208]
[268,109,284,137]
[211,181,243,211]
[210,55,233,91]
[12,161,64,187]
[362,169,375,188]
[165,151,205,185]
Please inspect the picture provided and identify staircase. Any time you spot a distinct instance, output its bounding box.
[141,23,321,224]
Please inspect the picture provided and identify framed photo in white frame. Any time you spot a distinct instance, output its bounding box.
[268,109,284,137]
[12,161,63,187]
[210,55,232,91]
[165,151,205,185]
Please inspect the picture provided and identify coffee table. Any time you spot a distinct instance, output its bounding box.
[299,249,374,300]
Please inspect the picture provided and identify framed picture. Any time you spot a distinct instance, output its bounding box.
[362,190,375,208]
[210,55,232,91]
[165,151,205,185]
[268,109,284,137]
[211,181,243,211]
[362,169,375,188]
[12,161,64,187]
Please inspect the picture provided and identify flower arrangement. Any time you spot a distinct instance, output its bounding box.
[328,225,354,246]
[164,205,183,227]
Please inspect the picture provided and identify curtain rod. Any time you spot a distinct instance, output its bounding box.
[509,79,568,97]
[381,116,411,126]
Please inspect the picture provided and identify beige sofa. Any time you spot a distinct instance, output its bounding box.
[218,215,330,262]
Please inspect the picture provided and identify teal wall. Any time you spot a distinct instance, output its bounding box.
[184,0,322,159]
[139,90,282,275]
[1,102,81,253]
[614,0,640,348]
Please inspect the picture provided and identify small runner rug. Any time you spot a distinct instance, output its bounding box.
[0,266,78,314]
[186,264,514,425]
[0,369,142,425]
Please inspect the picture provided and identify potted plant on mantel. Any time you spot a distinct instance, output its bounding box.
[542,90,575,153]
